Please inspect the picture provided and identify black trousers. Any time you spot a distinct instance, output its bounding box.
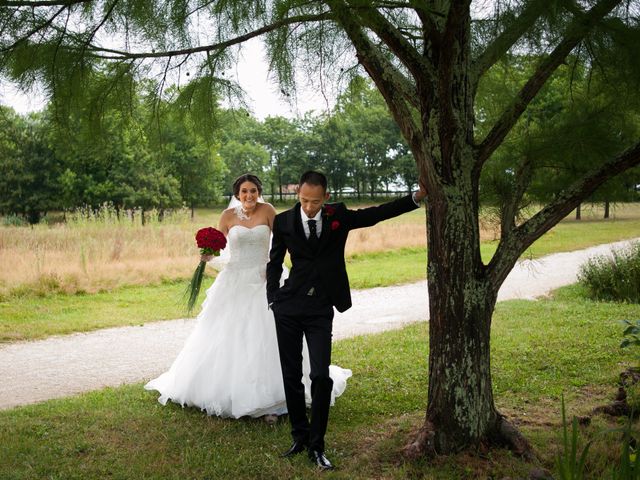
[273,294,334,452]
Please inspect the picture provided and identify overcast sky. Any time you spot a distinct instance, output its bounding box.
[0,38,337,119]
[0,2,498,118]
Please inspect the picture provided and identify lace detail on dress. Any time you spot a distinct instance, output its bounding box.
[233,205,251,221]
[225,224,271,270]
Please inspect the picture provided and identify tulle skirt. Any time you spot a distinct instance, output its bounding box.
[145,265,351,418]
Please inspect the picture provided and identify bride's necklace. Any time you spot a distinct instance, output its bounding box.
[234,204,252,221]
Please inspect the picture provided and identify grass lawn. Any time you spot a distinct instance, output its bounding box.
[2,285,639,479]
[1,216,639,342]
[0,280,192,342]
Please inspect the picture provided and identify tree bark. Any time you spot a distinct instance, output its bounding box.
[604,199,610,219]
[277,162,283,203]
[404,180,533,458]
[576,203,581,220]
[426,192,498,452]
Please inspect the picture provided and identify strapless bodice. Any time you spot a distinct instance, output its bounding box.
[226,224,271,269]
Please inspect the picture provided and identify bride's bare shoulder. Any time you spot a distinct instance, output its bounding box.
[221,206,236,216]
[218,208,236,229]
[260,202,277,213]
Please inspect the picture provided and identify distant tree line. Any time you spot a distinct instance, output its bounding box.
[1,72,638,224]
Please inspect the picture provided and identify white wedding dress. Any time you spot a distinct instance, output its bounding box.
[145,224,352,418]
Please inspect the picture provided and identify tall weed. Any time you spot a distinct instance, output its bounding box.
[556,395,592,480]
[556,395,640,479]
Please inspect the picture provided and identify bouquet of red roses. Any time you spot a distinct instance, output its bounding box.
[185,227,227,314]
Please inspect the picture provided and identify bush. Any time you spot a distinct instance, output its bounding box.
[578,243,640,303]
[1,214,28,226]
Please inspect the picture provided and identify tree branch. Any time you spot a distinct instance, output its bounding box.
[0,3,67,52]
[348,3,434,81]
[440,0,472,62]
[52,12,334,60]
[499,153,533,236]
[413,4,442,56]
[475,0,622,168]
[78,0,118,59]
[471,0,548,86]
[326,0,422,151]
[488,139,640,288]
[0,0,89,6]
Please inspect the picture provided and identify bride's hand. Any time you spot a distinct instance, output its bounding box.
[200,254,214,262]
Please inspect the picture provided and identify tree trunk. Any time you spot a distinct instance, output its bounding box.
[604,199,610,219]
[424,183,498,449]
[427,273,497,452]
[27,209,41,225]
[404,188,533,459]
[401,37,532,456]
[277,162,283,202]
[575,203,581,220]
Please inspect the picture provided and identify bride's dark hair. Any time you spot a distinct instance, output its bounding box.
[233,174,263,198]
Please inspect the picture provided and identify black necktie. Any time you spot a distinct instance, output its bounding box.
[307,219,319,249]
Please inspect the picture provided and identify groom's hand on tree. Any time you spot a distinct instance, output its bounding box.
[413,180,427,203]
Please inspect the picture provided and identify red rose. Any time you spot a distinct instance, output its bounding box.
[331,220,340,231]
[324,205,336,216]
[195,227,227,252]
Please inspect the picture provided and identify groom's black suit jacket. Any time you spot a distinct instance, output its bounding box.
[266,195,419,313]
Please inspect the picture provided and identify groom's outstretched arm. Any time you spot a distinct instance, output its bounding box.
[266,216,286,304]
[345,193,420,230]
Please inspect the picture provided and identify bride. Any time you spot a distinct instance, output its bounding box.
[145,173,351,420]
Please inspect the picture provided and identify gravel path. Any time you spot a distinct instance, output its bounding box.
[1,238,638,411]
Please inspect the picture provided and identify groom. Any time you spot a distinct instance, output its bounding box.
[267,171,426,470]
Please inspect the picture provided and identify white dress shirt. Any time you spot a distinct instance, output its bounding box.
[300,208,323,239]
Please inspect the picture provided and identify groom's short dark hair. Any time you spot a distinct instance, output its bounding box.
[299,171,327,192]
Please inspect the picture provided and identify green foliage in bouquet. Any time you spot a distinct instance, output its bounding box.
[185,227,226,314]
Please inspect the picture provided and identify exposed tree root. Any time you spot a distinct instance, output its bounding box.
[593,400,632,417]
[401,414,536,462]
[621,368,640,388]
[494,414,536,462]
[594,368,640,418]
[401,420,437,459]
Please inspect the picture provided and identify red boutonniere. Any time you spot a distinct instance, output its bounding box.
[323,205,336,217]
[331,220,340,231]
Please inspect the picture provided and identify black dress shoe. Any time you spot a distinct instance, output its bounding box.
[308,449,334,470]
[281,440,307,457]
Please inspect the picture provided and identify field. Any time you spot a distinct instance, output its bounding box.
[1,203,639,342]
[1,202,639,300]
